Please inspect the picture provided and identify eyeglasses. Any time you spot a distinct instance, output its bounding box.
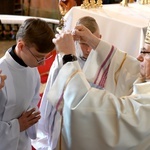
[26,46,53,64]
[140,48,150,57]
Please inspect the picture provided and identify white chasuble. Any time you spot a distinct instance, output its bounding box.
[48,61,150,150]
[46,40,141,150]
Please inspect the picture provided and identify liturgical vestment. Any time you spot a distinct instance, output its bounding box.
[46,40,150,150]
[0,48,40,150]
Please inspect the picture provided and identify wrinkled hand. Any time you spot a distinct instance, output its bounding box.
[73,25,100,49]
[18,108,41,132]
[53,31,76,55]
[0,70,7,90]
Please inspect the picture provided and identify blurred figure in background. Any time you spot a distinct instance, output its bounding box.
[58,0,77,16]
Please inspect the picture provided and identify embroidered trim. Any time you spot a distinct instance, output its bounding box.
[94,45,115,87]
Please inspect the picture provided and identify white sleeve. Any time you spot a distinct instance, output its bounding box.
[0,91,20,150]
[48,61,150,149]
[27,69,41,139]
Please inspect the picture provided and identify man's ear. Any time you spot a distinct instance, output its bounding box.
[16,39,25,52]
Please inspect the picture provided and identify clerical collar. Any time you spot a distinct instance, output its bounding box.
[8,45,27,67]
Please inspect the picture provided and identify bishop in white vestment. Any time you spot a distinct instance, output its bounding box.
[47,38,147,150]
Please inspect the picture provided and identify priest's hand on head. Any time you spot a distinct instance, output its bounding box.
[73,25,100,50]
[18,108,41,132]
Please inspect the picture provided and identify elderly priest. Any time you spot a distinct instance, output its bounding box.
[47,21,150,150]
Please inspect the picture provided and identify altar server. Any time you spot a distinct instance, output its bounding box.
[48,22,150,150]
[0,18,55,150]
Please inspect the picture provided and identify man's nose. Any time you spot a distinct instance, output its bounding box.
[137,54,143,62]
[87,47,92,52]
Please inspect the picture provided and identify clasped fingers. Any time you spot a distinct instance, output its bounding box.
[18,108,41,132]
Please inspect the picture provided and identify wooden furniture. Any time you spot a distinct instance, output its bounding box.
[0,0,15,14]
[0,15,59,40]
[14,0,24,15]
[0,0,24,15]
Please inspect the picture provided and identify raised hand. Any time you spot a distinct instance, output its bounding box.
[53,31,76,55]
[73,25,100,49]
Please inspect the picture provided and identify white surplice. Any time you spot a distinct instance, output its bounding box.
[0,49,41,150]
[46,40,148,150]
